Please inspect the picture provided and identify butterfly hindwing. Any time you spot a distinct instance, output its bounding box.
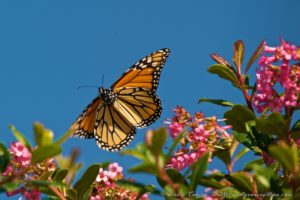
[70,96,103,139]
[94,103,136,151]
[114,88,162,128]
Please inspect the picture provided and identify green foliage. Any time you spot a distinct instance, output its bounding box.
[34,122,54,146]
[208,64,240,86]
[245,40,265,72]
[190,153,210,192]
[157,168,189,189]
[269,142,299,175]
[256,112,288,138]
[198,98,234,107]
[225,172,255,194]
[224,104,256,133]
[9,125,31,150]
[31,144,62,163]
[0,142,9,173]
[73,164,101,200]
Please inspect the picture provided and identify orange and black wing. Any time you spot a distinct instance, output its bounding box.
[113,88,162,128]
[94,102,136,151]
[110,48,169,128]
[69,96,102,139]
[111,48,170,93]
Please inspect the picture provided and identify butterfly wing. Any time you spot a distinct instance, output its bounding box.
[113,88,162,128]
[111,48,169,128]
[94,102,136,151]
[70,96,103,139]
[70,48,169,152]
[111,48,170,93]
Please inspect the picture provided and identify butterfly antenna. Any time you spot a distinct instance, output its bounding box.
[77,85,98,90]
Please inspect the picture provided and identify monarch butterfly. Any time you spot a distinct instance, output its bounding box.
[69,48,170,152]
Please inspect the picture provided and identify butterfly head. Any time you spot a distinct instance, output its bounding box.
[99,87,117,105]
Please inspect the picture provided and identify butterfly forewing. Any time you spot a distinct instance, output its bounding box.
[111,48,170,92]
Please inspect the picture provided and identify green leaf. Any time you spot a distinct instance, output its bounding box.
[117,180,161,195]
[196,176,224,189]
[190,153,210,192]
[148,128,167,156]
[67,188,77,200]
[54,130,73,146]
[245,40,265,73]
[244,159,264,171]
[39,171,54,181]
[31,144,62,163]
[128,163,157,174]
[122,144,147,161]
[269,142,299,174]
[217,187,241,199]
[9,125,31,150]
[0,180,20,192]
[167,132,186,157]
[256,112,287,137]
[157,168,189,188]
[224,105,255,133]
[73,164,101,200]
[290,120,300,141]
[225,172,254,193]
[28,180,65,187]
[214,140,238,165]
[233,40,244,70]
[234,147,249,163]
[34,122,54,146]
[198,98,234,107]
[207,64,239,86]
[250,164,275,189]
[53,169,69,182]
[0,142,9,173]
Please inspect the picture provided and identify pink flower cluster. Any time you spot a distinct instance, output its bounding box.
[253,38,300,113]
[1,141,56,200]
[23,190,41,200]
[165,106,231,171]
[90,162,148,200]
[10,141,31,167]
[2,142,31,177]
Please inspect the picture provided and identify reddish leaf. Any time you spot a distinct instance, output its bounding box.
[233,40,244,72]
[245,40,266,74]
[210,53,232,68]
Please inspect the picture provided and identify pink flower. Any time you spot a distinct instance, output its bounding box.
[107,162,123,179]
[193,125,209,142]
[96,168,110,185]
[2,165,13,176]
[10,142,31,167]
[90,195,102,200]
[253,38,300,113]
[262,152,275,165]
[23,190,41,200]
[296,139,300,146]
[168,122,184,138]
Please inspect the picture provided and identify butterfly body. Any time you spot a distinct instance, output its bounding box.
[99,87,117,105]
[70,48,170,152]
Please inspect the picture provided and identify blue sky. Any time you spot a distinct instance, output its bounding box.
[1,1,300,199]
